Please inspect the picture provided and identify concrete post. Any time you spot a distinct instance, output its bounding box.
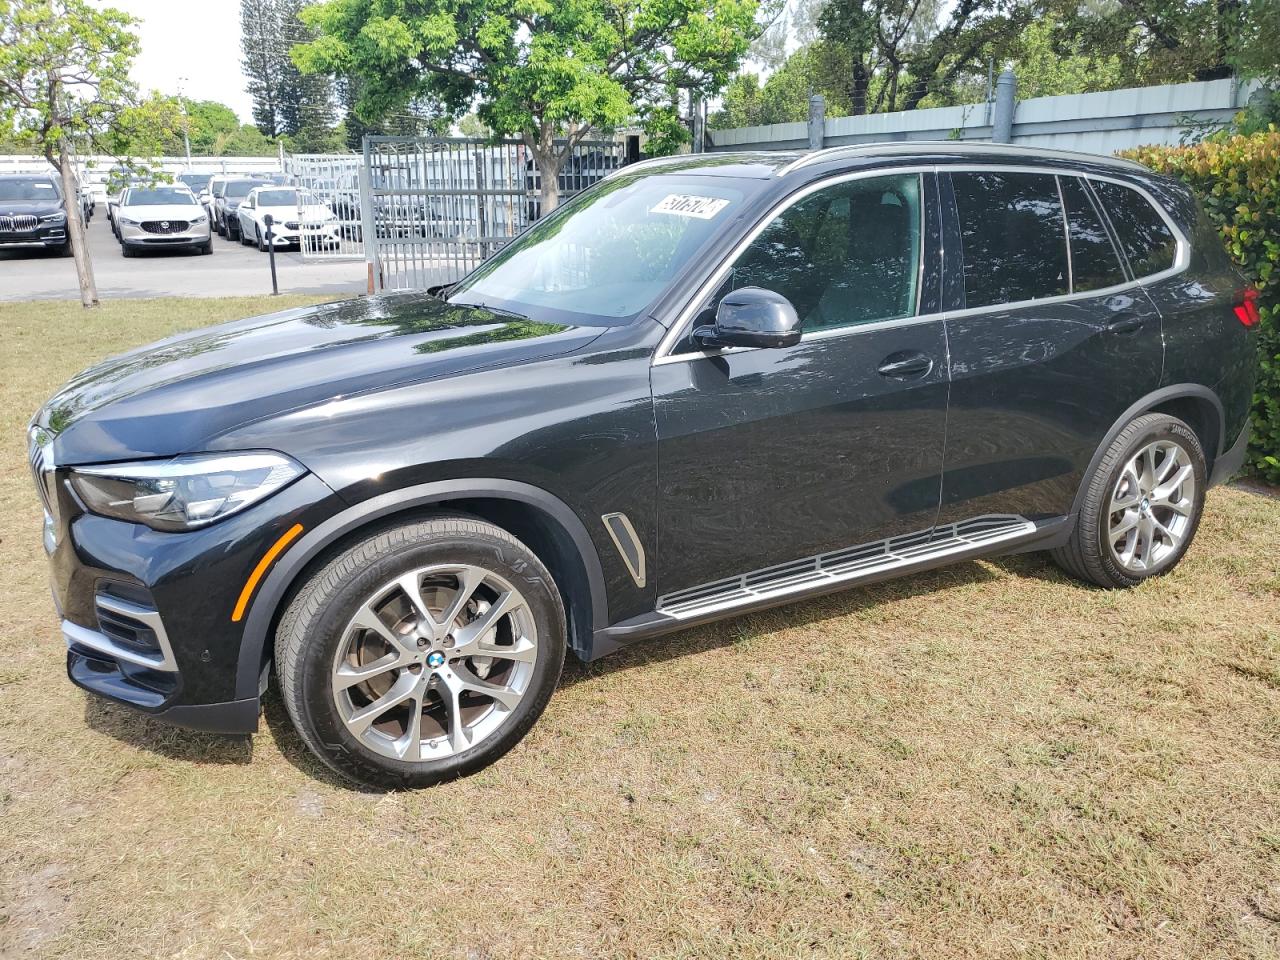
[992,69,1017,143]
[691,94,705,154]
[808,94,826,151]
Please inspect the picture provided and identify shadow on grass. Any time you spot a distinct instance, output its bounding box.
[83,697,253,766]
[260,689,383,794]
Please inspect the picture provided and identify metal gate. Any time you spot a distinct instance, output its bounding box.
[283,153,365,260]
[361,136,626,292]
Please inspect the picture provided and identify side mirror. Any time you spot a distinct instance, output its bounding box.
[693,287,802,349]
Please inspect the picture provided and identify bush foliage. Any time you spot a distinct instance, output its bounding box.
[1126,132,1280,482]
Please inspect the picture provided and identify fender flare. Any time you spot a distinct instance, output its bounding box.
[234,478,610,700]
[1069,382,1224,519]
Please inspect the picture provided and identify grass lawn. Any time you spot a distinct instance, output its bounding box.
[2,297,1279,960]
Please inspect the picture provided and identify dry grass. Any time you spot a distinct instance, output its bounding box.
[2,298,1279,959]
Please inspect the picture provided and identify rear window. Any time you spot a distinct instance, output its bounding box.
[1090,180,1177,278]
[952,171,1069,309]
[225,180,263,198]
[1060,176,1127,293]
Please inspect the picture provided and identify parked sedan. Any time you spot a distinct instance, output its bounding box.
[116,185,212,257]
[236,186,342,251]
[0,174,71,255]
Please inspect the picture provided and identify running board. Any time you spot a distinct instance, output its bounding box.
[655,514,1037,622]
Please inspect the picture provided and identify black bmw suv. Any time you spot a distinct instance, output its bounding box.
[30,144,1257,789]
[0,173,71,255]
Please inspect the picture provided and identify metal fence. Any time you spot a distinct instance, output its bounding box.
[361,136,627,292]
[282,153,364,260]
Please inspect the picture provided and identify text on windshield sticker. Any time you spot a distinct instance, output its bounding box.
[650,194,731,219]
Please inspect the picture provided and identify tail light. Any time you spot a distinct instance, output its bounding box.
[1234,287,1262,328]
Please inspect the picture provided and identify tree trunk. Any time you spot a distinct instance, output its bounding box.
[56,139,99,309]
[526,129,566,217]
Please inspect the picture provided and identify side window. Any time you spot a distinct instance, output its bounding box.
[1089,179,1177,278]
[724,173,921,333]
[951,171,1069,308]
[1059,176,1127,292]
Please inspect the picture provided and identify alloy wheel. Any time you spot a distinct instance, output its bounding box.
[1106,439,1196,573]
[330,564,539,762]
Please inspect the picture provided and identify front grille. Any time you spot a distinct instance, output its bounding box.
[141,220,190,234]
[0,214,39,232]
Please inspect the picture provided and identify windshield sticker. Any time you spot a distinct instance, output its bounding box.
[651,194,731,219]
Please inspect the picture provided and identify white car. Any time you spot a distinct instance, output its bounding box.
[236,186,341,252]
[116,185,212,257]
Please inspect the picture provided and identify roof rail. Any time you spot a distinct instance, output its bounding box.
[775,141,1149,177]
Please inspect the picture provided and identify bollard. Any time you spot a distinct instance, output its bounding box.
[263,213,280,295]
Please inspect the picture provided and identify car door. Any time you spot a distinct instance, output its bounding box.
[651,170,949,601]
[938,169,1164,525]
[239,193,255,235]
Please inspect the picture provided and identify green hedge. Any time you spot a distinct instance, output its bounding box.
[1125,132,1280,483]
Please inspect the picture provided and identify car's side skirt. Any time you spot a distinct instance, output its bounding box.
[589,513,1072,659]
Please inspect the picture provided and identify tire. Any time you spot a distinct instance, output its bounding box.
[256,227,268,252]
[216,215,226,237]
[56,241,72,257]
[274,515,567,789]
[199,241,212,256]
[227,220,240,241]
[121,242,136,258]
[1052,413,1206,588]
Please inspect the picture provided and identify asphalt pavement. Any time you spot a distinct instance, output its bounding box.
[0,214,369,301]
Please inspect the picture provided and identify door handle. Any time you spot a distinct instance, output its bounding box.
[877,352,934,379]
[1106,313,1146,335]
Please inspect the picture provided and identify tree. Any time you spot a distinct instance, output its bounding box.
[0,0,164,308]
[294,0,773,213]
[242,0,282,136]
[242,0,338,146]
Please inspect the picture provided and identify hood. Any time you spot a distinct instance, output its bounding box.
[0,199,63,217]
[118,203,203,221]
[37,293,606,465]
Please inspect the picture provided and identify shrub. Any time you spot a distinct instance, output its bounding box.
[1125,131,1280,483]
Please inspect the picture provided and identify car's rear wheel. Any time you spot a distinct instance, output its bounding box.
[275,516,567,789]
[1052,412,1206,588]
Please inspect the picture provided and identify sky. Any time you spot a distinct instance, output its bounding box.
[92,0,256,122]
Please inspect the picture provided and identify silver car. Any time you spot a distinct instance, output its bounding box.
[116,185,212,257]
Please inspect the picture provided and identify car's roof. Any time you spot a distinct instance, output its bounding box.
[623,141,1149,180]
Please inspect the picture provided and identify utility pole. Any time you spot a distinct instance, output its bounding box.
[177,77,192,169]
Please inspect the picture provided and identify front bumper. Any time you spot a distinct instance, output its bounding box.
[0,224,66,247]
[119,220,211,247]
[263,224,341,248]
[40,468,341,732]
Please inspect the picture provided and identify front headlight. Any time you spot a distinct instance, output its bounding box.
[119,217,139,226]
[41,212,67,224]
[192,214,208,224]
[69,451,305,531]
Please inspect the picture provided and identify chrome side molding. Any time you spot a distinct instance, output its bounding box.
[602,512,647,588]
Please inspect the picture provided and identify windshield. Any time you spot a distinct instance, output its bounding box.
[225,180,263,198]
[257,189,315,206]
[0,179,60,202]
[449,174,754,322]
[179,174,211,191]
[125,187,198,206]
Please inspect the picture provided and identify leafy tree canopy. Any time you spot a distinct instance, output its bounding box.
[293,0,776,208]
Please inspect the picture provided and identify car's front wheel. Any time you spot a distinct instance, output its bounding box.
[1052,412,1206,588]
[274,516,567,789]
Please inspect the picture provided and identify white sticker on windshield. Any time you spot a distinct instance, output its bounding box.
[650,194,730,219]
